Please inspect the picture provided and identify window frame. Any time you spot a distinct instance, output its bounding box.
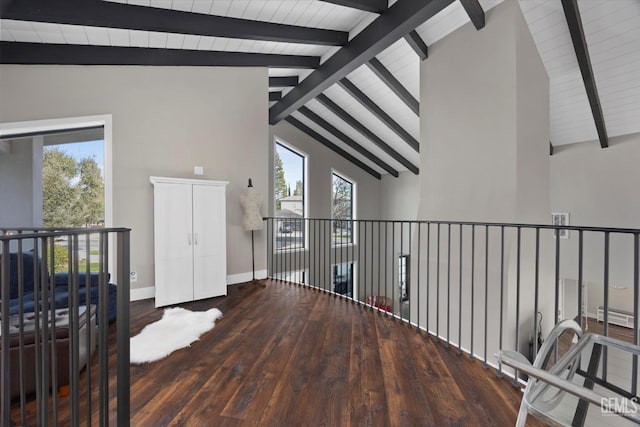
[330,170,356,247]
[273,139,307,252]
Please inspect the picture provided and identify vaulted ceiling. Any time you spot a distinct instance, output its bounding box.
[1,0,639,179]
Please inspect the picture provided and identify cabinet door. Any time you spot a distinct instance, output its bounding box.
[154,183,194,307]
[192,184,227,300]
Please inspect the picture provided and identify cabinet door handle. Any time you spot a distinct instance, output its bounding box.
[194,233,198,245]
[187,233,192,246]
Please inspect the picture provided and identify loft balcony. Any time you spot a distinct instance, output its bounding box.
[4,218,640,426]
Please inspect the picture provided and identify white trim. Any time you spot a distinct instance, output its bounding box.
[1,114,114,269]
[150,176,229,186]
[130,286,155,301]
[0,115,109,137]
[227,269,268,285]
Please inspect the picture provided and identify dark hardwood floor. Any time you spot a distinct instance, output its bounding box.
[12,279,542,426]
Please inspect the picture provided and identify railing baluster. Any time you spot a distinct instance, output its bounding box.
[483,225,489,369]
[447,224,451,347]
[392,222,396,319]
[498,226,504,377]
[513,227,521,387]
[578,230,583,330]
[41,238,50,427]
[49,237,58,425]
[555,226,561,325]
[458,224,463,354]
[116,231,131,427]
[534,228,540,358]
[18,239,26,426]
[384,221,388,317]
[437,223,441,341]
[603,231,610,382]
[426,222,430,335]
[85,233,92,427]
[633,233,639,396]
[409,222,412,328]
[417,222,421,332]
[98,232,108,427]
[470,225,475,361]
[71,234,81,427]
[400,221,404,321]
[1,239,11,427]
[378,221,382,311]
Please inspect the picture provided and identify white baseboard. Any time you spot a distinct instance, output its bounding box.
[129,271,267,302]
[227,269,268,285]
[130,286,155,301]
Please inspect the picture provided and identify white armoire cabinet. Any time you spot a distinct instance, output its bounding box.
[150,176,228,307]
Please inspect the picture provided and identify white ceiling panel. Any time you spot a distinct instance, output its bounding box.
[84,27,111,45]
[347,65,419,141]
[376,38,419,100]
[1,20,42,43]
[415,1,468,46]
[135,0,371,32]
[57,24,89,45]
[129,29,150,47]
[304,98,407,172]
[34,23,67,44]
[291,110,387,176]
[581,0,640,139]
[323,84,420,165]
[520,0,640,145]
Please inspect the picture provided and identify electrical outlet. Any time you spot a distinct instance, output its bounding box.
[194,166,204,175]
[130,271,138,282]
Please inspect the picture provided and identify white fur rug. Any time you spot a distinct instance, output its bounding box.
[130,307,223,364]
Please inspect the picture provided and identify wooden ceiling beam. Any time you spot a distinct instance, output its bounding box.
[367,57,419,115]
[285,116,382,179]
[404,30,428,60]
[299,106,399,177]
[316,93,419,174]
[317,0,388,14]
[0,0,348,46]
[269,0,455,125]
[339,78,419,151]
[269,76,299,87]
[562,0,608,148]
[459,0,485,30]
[0,42,320,68]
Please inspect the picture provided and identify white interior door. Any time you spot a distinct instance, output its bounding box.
[154,182,194,307]
[192,184,227,299]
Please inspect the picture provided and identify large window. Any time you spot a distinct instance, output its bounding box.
[274,142,305,250]
[332,172,354,245]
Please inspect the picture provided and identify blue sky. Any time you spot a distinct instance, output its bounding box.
[48,139,104,174]
[276,143,304,192]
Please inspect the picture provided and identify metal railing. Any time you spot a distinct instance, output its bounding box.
[265,217,640,406]
[1,227,130,427]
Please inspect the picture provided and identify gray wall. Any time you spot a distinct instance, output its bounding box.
[551,132,640,316]
[415,0,550,363]
[381,171,420,221]
[0,137,41,226]
[0,65,269,291]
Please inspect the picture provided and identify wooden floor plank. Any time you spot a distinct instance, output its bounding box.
[10,279,534,426]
